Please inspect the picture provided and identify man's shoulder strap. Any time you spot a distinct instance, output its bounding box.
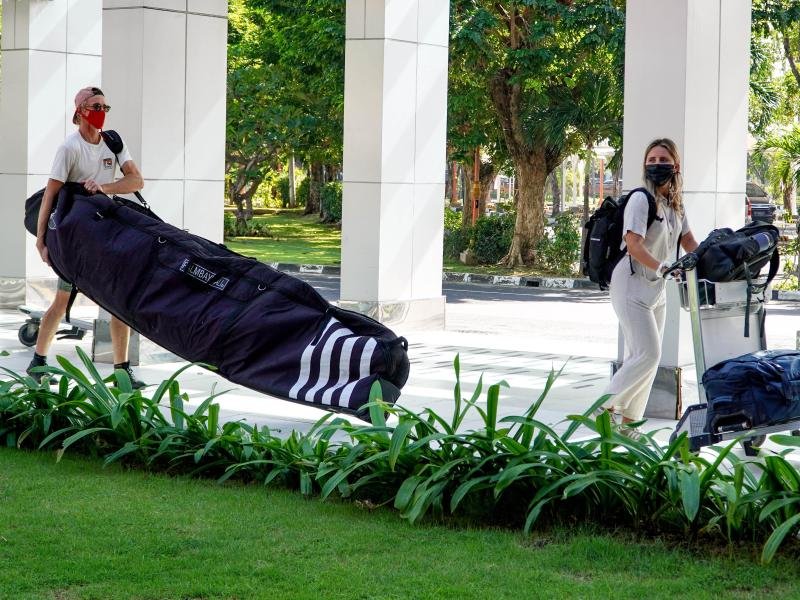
[100,130,124,155]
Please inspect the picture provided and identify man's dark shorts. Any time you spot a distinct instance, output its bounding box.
[57,277,75,293]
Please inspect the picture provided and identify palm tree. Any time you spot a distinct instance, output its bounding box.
[756,125,800,217]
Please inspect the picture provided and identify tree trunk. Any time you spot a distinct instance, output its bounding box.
[305,161,324,215]
[478,163,496,217]
[288,153,297,208]
[580,149,593,253]
[462,162,475,227]
[501,157,547,267]
[783,179,796,216]
[550,171,561,217]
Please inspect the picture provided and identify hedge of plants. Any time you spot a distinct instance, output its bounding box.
[321,181,343,223]
[443,207,582,276]
[2,349,800,563]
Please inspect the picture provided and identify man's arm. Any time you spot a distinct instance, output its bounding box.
[35,179,65,265]
[83,160,144,195]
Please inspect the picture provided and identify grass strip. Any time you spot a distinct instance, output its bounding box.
[1,448,798,600]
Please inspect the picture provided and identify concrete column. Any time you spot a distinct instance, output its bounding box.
[101,0,228,242]
[0,0,103,306]
[340,0,449,328]
[621,0,752,411]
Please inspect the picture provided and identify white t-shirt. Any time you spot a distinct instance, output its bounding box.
[49,131,133,185]
[622,190,690,281]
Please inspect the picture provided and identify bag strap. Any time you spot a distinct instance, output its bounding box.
[100,130,149,209]
[765,246,780,286]
[65,285,79,324]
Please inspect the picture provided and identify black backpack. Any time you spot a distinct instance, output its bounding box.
[693,221,779,337]
[694,222,779,284]
[582,187,658,290]
[24,130,150,236]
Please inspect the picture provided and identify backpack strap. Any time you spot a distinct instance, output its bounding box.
[621,188,660,276]
[100,130,149,209]
[630,187,662,228]
[742,247,779,338]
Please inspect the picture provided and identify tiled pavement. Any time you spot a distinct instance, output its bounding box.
[0,307,677,443]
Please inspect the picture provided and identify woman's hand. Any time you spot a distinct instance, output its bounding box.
[624,231,662,272]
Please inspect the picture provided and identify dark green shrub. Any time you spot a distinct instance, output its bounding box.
[535,212,581,276]
[277,175,291,207]
[277,174,308,208]
[444,227,472,260]
[297,177,310,207]
[321,182,343,223]
[224,212,270,238]
[443,207,471,260]
[472,213,515,264]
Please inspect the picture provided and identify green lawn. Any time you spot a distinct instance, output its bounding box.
[224,209,575,277]
[225,209,342,265]
[2,449,798,600]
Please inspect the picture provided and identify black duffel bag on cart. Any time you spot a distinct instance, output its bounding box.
[692,222,780,336]
[42,185,410,422]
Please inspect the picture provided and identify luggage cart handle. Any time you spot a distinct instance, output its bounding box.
[662,252,698,279]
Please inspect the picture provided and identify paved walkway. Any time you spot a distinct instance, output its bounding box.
[0,304,678,442]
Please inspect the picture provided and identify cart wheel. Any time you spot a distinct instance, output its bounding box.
[742,435,766,457]
[18,322,39,347]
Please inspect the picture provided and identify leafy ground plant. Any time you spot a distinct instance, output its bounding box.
[1,350,800,564]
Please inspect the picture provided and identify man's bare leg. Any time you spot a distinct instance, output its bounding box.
[110,316,130,364]
[27,289,71,380]
[34,289,71,358]
[110,316,145,389]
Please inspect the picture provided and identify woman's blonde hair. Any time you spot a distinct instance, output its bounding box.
[642,138,684,216]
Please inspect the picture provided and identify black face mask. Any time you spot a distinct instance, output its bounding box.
[645,164,675,186]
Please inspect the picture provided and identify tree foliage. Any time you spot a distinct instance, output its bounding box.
[226,0,344,221]
[449,0,625,267]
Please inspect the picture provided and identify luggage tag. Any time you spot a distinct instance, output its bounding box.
[179,257,230,292]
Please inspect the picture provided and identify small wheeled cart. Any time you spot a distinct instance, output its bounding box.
[667,253,800,455]
[17,305,92,348]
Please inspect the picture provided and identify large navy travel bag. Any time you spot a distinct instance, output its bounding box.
[701,350,800,433]
[43,185,409,420]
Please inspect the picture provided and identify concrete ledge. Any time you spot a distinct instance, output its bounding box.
[772,289,800,302]
[337,296,446,329]
[0,277,26,308]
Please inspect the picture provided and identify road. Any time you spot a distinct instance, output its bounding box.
[298,272,800,358]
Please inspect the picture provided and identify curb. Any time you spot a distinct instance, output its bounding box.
[272,263,341,276]
[272,262,597,289]
[441,271,598,290]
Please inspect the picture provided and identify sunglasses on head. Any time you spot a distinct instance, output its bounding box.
[83,103,111,113]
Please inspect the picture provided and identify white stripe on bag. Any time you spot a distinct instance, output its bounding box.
[302,327,353,403]
[289,318,337,399]
[320,336,360,405]
[338,338,378,408]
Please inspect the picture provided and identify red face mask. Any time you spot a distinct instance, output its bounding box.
[83,109,106,130]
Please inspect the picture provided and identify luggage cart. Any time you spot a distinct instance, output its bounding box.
[667,253,800,455]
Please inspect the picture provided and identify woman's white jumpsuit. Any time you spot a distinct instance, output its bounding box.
[604,190,689,420]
